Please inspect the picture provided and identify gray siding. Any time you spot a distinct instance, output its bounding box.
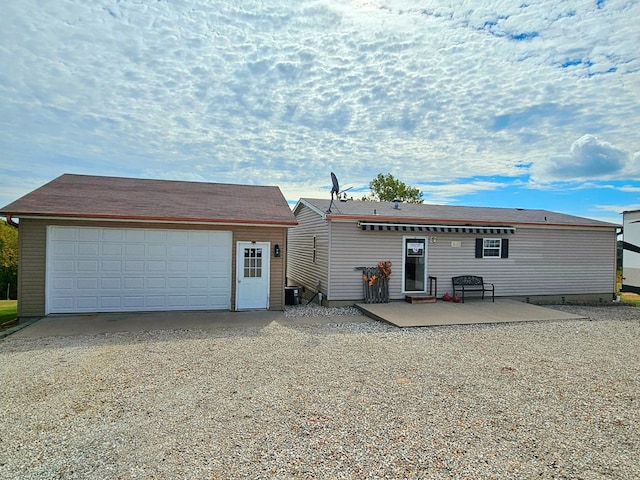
[287,204,329,297]
[326,222,617,301]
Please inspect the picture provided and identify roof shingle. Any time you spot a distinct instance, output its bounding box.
[298,198,619,228]
[1,174,297,226]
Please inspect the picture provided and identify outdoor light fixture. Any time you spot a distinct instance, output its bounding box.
[274,244,281,257]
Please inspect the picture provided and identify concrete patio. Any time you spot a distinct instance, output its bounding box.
[356,298,585,327]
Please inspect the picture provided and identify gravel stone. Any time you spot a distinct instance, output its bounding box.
[1,304,638,479]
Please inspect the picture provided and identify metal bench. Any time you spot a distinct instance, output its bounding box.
[452,275,494,303]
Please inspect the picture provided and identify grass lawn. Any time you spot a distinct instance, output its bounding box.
[617,270,640,307]
[621,293,640,307]
[0,300,18,324]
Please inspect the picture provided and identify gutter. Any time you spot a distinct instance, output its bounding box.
[4,215,18,229]
[2,213,297,228]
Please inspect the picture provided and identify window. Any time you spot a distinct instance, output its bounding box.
[475,238,509,258]
[243,247,262,278]
[483,238,501,257]
[312,235,317,263]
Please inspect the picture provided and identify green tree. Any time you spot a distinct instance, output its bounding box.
[362,173,424,204]
[0,220,18,300]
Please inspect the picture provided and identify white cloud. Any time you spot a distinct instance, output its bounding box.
[531,134,636,182]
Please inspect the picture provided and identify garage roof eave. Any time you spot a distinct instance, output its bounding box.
[6,213,298,227]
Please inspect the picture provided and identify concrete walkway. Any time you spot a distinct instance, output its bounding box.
[4,300,586,339]
[6,310,369,339]
[356,299,585,327]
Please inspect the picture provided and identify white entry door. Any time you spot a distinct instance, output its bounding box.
[235,242,270,310]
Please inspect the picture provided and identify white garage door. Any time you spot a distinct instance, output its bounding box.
[46,226,232,313]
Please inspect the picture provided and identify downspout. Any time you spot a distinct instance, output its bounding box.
[5,215,18,229]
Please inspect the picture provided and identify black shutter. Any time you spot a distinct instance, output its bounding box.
[501,238,509,258]
[475,238,483,258]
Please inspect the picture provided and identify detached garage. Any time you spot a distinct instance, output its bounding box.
[1,174,297,317]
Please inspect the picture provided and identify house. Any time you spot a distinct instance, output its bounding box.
[287,198,619,305]
[622,209,640,294]
[0,174,297,317]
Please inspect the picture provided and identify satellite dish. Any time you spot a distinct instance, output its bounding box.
[327,172,352,213]
[331,172,339,196]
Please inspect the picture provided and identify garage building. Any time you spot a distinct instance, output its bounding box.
[1,174,296,317]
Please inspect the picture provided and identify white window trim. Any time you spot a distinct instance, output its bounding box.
[483,238,502,258]
[401,235,428,294]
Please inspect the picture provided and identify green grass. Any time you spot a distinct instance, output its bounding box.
[621,293,640,307]
[0,300,17,324]
[617,270,640,307]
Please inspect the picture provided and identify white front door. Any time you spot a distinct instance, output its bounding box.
[235,242,270,310]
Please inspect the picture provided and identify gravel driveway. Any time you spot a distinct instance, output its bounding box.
[1,304,638,479]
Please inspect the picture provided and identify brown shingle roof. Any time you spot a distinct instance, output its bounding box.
[1,174,297,226]
[298,198,619,228]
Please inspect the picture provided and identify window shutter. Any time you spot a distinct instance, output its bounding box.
[501,238,509,258]
[475,238,483,258]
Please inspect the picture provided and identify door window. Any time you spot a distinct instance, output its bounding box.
[243,248,262,278]
[404,237,426,292]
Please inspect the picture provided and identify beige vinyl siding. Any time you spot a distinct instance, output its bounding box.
[17,218,288,316]
[17,219,47,317]
[428,226,616,297]
[327,222,616,301]
[232,226,288,310]
[328,222,407,301]
[287,204,328,297]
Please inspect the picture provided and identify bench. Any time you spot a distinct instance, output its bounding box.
[451,275,494,303]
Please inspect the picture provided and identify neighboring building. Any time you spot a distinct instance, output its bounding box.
[0,174,296,317]
[288,198,619,305]
[622,209,640,294]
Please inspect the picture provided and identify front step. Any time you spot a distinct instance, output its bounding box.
[405,295,437,304]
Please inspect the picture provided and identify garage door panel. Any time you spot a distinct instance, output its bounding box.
[103,229,124,241]
[102,243,122,256]
[125,230,145,242]
[47,226,232,313]
[78,243,99,256]
[78,261,98,272]
[53,260,75,272]
[78,297,99,309]
[168,260,187,272]
[147,277,166,288]
[124,296,145,308]
[51,297,74,310]
[125,244,145,256]
[53,242,75,255]
[101,278,122,289]
[78,229,100,241]
[77,278,99,289]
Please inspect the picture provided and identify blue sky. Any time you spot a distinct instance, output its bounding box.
[1,0,638,225]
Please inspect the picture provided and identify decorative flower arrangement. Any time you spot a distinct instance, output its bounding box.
[363,261,392,286]
[378,261,392,279]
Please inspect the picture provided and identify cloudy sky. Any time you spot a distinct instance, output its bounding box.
[1,0,639,224]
